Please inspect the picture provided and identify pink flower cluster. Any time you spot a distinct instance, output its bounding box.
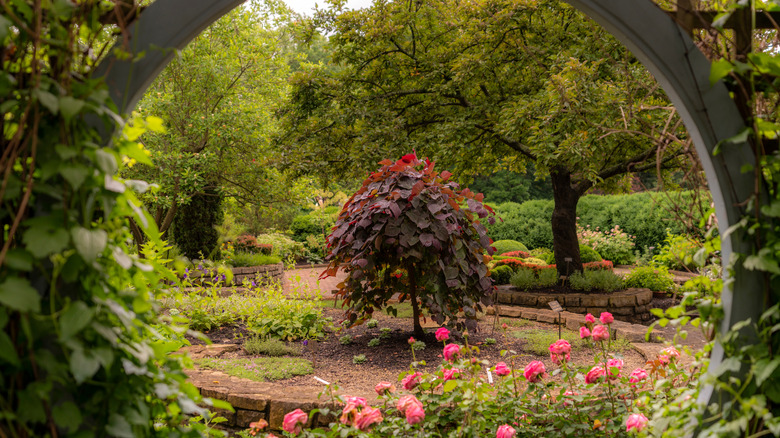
[339,396,383,431]
[548,339,571,365]
[580,312,613,342]
[282,409,308,435]
[397,394,425,425]
[401,372,422,390]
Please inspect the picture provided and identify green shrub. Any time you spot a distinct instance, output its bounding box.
[340,335,353,345]
[225,252,282,267]
[537,267,559,287]
[366,319,379,328]
[529,247,553,260]
[379,328,392,339]
[577,223,635,265]
[485,201,554,249]
[484,337,497,345]
[244,337,302,356]
[353,354,368,364]
[172,187,224,260]
[490,265,514,285]
[653,232,702,271]
[492,239,529,255]
[578,244,602,263]
[510,268,537,290]
[624,266,677,292]
[256,233,306,260]
[289,209,337,242]
[523,257,547,265]
[568,270,624,292]
[368,338,381,347]
[411,340,426,351]
[233,234,273,254]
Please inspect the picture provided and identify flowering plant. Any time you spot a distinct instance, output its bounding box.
[252,312,697,437]
[577,223,636,265]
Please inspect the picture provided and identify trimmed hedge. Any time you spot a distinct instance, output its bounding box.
[491,239,529,255]
[485,191,710,251]
[289,209,338,242]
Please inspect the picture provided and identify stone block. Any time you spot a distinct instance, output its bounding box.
[227,393,269,412]
[586,307,609,317]
[202,344,239,358]
[580,295,609,308]
[236,409,266,428]
[496,292,513,304]
[565,307,585,314]
[610,307,635,316]
[513,293,538,307]
[200,387,229,400]
[498,307,523,318]
[213,408,236,426]
[537,311,560,324]
[563,294,582,307]
[520,309,540,320]
[635,305,649,313]
[566,318,583,331]
[609,294,637,308]
[616,328,647,343]
[634,288,653,306]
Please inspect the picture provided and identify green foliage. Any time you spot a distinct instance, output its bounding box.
[624,266,677,293]
[324,156,495,334]
[469,168,553,204]
[485,201,555,249]
[366,319,379,328]
[578,244,602,263]
[290,209,338,242]
[537,268,560,287]
[195,357,313,381]
[0,2,226,434]
[511,329,583,356]
[368,338,381,347]
[509,268,538,290]
[653,232,702,271]
[225,252,282,268]
[339,335,353,345]
[352,354,368,364]
[256,233,306,261]
[490,265,514,285]
[243,337,302,356]
[165,283,325,340]
[577,223,636,265]
[172,187,224,260]
[491,239,529,255]
[411,340,427,351]
[484,337,497,345]
[379,328,392,339]
[233,234,272,254]
[567,270,624,292]
[522,257,548,265]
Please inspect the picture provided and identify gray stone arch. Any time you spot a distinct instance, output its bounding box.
[96,0,760,410]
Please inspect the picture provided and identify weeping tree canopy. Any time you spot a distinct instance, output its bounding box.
[322,153,496,336]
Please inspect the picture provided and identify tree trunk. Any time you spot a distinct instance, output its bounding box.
[550,167,583,279]
[407,263,425,338]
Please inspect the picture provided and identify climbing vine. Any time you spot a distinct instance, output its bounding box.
[0,1,227,436]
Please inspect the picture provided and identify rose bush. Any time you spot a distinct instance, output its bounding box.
[253,312,697,437]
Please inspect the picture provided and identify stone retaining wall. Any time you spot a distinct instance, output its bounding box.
[186,263,284,287]
[494,286,653,324]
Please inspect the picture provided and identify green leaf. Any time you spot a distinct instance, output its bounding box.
[60,164,90,190]
[744,254,780,274]
[59,96,84,120]
[17,389,46,423]
[52,402,82,431]
[755,358,780,387]
[69,349,101,383]
[60,301,94,340]
[710,59,733,85]
[442,379,458,392]
[206,398,234,412]
[121,143,153,166]
[0,15,11,41]
[34,88,59,114]
[5,249,33,271]
[0,331,20,366]
[95,149,118,174]
[146,116,166,133]
[22,216,70,258]
[71,227,107,263]
[0,277,40,312]
[106,413,134,438]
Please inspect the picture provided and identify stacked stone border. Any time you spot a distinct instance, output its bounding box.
[494,286,653,324]
[186,263,284,287]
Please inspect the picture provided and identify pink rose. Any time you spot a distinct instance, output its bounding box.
[401,372,422,390]
[626,413,649,432]
[599,312,614,325]
[375,381,396,395]
[629,368,649,387]
[591,324,610,342]
[585,365,606,384]
[658,346,681,365]
[442,367,460,381]
[523,360,545,383]
[562,390,578,407]
[549,339,572,365]
[606,358,623,378]
[443,343,461,362]
[496,424,516,438]
[405,404,425,425]
[339,396,368,425]
[408,336,416,345]
[282,409,308,435]
[397,394,423,414]
[585,313,596,324]
[435,327,450,342]
[355,406,383,431]
[580,326,591,339]
[494,362,511,376]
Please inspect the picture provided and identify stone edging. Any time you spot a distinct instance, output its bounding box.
[494,286,653,324]
[487,305,661,343]
[185,262,285,286]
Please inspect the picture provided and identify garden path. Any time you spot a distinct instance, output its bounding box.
[283,265,346,300]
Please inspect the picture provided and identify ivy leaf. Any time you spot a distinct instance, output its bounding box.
[69,349,101,383]
[744,253,780,274]
[0,330,20,366]
[52,402,82,432]
[60,301,94,340]
[0,277,41,312]
[71,227,108,263]
[755,358,780,387]
[34,88,59,114]
[5,249,33,271]
[59,96,84,120]
[60,163,89,190]
[22,216,70,258]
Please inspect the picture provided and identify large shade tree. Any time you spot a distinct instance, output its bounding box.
[125,0,302,255]
[276,0,691,276]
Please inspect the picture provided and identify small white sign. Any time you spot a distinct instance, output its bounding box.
[564,257,573,262]
[486,369,494,384]
[313,376,330,385]
[548,300,563,313]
